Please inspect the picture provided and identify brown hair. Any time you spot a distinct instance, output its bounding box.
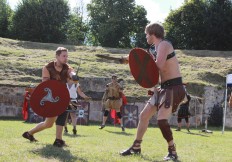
[56,47,68,56]
[145,22,164,39]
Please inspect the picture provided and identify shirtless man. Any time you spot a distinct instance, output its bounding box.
[120,22,185,161]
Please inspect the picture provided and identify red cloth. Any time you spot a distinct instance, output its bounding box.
[22,91,29,120]
[111,94,127,124]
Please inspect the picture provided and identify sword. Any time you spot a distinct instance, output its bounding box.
[76,58,82,74]
[96,54,127,64]
[71,58,82,81]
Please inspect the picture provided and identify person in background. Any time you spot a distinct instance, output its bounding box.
[176,94,191,132]
[99,74,125,131]
[64,78,91,135]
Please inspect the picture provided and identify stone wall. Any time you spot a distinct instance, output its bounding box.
[1,79,232,128]
[0,86,24,117]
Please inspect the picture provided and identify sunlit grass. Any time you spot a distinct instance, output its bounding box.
[0,119,232,162]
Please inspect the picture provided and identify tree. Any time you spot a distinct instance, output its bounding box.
[0,0,13,38]
[12,0,70,43]
[87,0,148,48]
[205,0,232,50]
[65,13,88,45]
[65,1,89,45]
[164,0,208,49]
[164,0,232,50]
[130,5,149,48]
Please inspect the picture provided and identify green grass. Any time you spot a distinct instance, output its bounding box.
[0,119,232,162]
[0,37,232,97]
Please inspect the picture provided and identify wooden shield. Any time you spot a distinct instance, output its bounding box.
[122,104,139,128]
[30,80,70,117]
[129,48,159,88]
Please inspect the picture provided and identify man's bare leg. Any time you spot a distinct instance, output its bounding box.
[136,103,157,140]
[176,121,182,131]
[22,117,57,142]
[28,117,57,135]
[56,125,64,140]
[99,110,109,129]
[70,112,77,134]
[120,103,156,155]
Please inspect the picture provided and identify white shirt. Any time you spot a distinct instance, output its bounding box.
[66,83,80,101]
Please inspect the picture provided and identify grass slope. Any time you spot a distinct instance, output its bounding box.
[0,119,232,162]
[0,37,232,97]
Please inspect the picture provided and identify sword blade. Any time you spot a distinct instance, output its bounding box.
[96,54,120,61]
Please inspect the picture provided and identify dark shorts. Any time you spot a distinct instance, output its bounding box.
[178,117,189,123]
[56,111,68,126]
[148,77,186,113]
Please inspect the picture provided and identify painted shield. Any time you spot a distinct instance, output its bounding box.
[30,80,70,117]
[122,104,139,128]
[66,101,90,125]
[129,48,159,88]
[76,101,90,125]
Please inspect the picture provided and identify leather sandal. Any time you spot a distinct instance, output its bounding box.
[163,144,178,161]
[120,140,142,156]
[22,132,38,142]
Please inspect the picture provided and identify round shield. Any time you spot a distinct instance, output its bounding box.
[129,48,159,88]
[30,80,70,117]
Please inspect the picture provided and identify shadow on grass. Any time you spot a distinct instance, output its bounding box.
[63,133,87,138]
[138,154,182,162]
[30,144,87,162]
[176,130,210,137]
[105,130,134,136]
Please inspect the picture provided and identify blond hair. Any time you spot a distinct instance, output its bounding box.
[56,47,68,56]
[145,22,164,39]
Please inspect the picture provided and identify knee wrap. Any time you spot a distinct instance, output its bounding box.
[104,110,109,117]
[116,112,122,119]
[158,119,173,142]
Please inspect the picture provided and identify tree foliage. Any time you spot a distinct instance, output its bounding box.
[87,0,148,48]
[0,0,13,37]
[164,0,232,50]
[12,0,69,43]
[65,3,89,45]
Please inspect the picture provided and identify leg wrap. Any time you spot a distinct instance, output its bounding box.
[104,110,109,117]
[116,112,122,119]
[158,119,173,142]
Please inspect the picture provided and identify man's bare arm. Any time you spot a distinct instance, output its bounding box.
[119,55,129,64]
[42,66,50,82]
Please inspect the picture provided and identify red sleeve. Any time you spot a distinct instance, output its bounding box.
[122,93,127,105]
[22,91,29,120]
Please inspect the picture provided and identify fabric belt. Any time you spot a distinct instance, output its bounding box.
[161,77,183,89]
[70,98,77,101]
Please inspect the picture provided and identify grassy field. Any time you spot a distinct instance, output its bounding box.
[0,37,232,97]
[0,119,232,162]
